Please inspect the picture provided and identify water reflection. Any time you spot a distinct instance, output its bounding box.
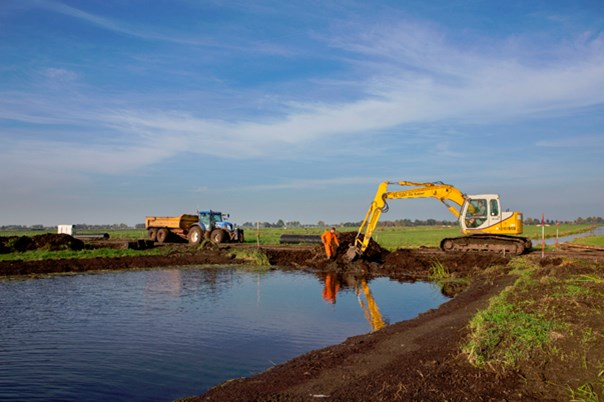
[321,272,386,331]
[0,268,449,402]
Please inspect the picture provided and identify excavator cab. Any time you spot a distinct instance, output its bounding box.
[460,195,517,234]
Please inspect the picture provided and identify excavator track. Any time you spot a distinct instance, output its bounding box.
[440,234,532,255]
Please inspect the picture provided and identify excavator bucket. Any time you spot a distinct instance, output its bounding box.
[344,245,361,262]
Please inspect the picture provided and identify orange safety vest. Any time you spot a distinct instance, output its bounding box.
[321,230,339,257]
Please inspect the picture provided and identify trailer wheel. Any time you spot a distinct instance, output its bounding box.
[211,229,226,244]
[188,226,203,245]
[148,228,158,242]
[156,228,169,243]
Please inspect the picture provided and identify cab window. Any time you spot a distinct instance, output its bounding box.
[465,199,487,228]
[490,199,499,216]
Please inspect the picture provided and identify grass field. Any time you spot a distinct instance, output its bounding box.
[0,224,598,261]
[245,224,597,251]
[571,235,604,247]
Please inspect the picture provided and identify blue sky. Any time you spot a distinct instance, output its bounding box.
[1,0,603,226]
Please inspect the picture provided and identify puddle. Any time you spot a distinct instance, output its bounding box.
[0,267,449,401]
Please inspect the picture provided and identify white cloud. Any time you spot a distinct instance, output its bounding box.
[2,17,604,178]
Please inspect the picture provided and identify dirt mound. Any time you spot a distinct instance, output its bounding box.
[0,246,240,276]
[382,249,511,279]
[0,234,85,254]
[335,231,390,263]
[258,232,389,271]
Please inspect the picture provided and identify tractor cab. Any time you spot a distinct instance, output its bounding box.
[197,210,243,243]
[198,211,233,231]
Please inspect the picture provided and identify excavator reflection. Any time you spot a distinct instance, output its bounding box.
[321,272,387,332]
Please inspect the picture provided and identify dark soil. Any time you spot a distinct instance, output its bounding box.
[0,233,85,253]
[2,234,603,401]
[0,234,239,276]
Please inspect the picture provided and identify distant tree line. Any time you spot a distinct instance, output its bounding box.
[524,216,604,225]
[241,220,303,228]
[0,223,131,231]
[2,216,603,231]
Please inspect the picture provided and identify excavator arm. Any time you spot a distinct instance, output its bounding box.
[350,181,467,257]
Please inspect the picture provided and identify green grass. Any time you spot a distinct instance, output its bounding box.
[0,229,147,240]
[0,246,170,261]
[463,288,557,368]
[1,224,597,261]
[242,227,327,245]
[230,248,271,266]
[428,260,449,281]
[572,235,604,247]
[523,224,598,241]
[463,257,557,368]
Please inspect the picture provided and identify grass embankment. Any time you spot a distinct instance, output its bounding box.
[463,257,604,400]
[0,246,171,262]
[572,235,604,247]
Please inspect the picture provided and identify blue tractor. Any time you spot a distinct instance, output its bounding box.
[194,210,244,245]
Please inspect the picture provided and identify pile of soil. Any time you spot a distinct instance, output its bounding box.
[0,234,84,254]
[0,239,240,276]
[261,232,390,273]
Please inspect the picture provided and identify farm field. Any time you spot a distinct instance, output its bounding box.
[0,224,598,262]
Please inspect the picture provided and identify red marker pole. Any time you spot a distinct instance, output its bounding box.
[541,213,545,259]
[556,220,559,249]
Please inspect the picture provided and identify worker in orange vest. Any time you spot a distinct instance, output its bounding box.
[321,227,340,259]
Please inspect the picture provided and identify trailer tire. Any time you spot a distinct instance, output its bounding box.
[188,226,203,245]
[148,228,158,242]
[157,228,169,243]
[211,229,227,244]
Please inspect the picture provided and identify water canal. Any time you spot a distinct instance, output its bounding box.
[0,267,450,401]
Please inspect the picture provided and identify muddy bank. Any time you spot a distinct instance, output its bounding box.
[0,236,240,277]
[1,233,504,280]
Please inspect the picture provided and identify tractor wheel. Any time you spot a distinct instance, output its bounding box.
[188,226,203,245]
[156,228,170,244]
[211,229,227,244]
[148,228,158,242]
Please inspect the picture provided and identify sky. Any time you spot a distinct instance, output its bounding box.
[1,0,603,226]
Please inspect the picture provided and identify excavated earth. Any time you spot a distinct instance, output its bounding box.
[1,233,603,401]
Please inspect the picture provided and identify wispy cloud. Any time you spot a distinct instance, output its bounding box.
[2,14,604,177]
[235,176,381,191]
[35,0,294,53]
[536,135,604,148]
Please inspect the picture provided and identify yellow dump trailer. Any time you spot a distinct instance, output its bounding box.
[145,214,202,244]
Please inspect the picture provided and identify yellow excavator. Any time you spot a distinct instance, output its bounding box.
[346,181,532,261]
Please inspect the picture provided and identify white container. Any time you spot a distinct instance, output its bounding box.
[57,225,75,235]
